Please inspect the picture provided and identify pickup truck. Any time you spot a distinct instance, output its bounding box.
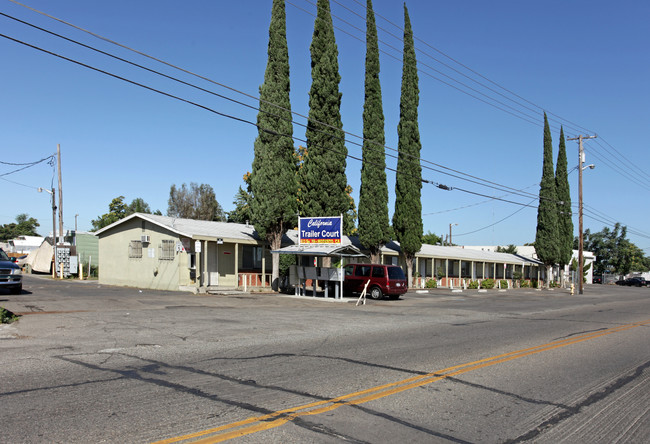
[0,248,23,294]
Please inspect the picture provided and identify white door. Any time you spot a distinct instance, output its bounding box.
[208,243,219,286]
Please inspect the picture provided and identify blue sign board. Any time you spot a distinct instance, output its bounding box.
[299,216,342,244]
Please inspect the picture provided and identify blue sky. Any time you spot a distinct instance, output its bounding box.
[1,0,649,250]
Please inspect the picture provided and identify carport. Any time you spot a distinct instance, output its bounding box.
[271,244,366,299]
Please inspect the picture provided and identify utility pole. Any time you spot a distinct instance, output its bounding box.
[449,223,458,246]
[57,144,64,244]
[568,134,597,294]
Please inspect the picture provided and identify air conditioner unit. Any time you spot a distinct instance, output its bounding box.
[141,235,151,243]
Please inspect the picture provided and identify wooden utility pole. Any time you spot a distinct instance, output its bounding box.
[57,144,63,244]
[568,134,596,294]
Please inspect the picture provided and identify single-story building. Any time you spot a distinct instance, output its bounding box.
[464,245,596,284]
[95,213,548,292]
[94,213,283,292]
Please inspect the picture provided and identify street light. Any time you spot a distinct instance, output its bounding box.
[38,187,57,277]
[449,223,458,246]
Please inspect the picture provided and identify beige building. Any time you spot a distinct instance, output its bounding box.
[95,214,547,292]
[95,213,277,292]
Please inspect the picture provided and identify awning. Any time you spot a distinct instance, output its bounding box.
[271,244,367,257]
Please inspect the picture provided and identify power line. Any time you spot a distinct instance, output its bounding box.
[345,0,595,136]
[1,10,553,205]
[0,154,55,177]
[454,198,536,237]
[0,31,552,221]
[4,6,647,246]
[290,0,544,129]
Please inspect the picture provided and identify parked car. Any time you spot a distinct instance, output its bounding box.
[615,277,648,287]
[343,263,408,300]
[592,275,602,284]
[0,248,23,294]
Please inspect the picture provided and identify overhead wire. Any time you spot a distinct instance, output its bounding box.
[454,198,536,237]
[345,0,595,136]
[4,2,647,243]
[0,8,556,206]
[1,31,555,226]
[0,154,55,177]
[291,0,544,129]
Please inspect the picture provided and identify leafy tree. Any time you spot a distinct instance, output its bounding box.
[0,214,40,240]
[301,0,349,224]
[555,126,573,286]
[128,197,152,214]
[393,4,422,287]
[535,113,560,287]
[343,184,358,236]
[91,196,128,231]
[91,196,155,231]
[228,185,253,224]
[570,256,592,282]
[422,231,442,246]
[167,183,225,221]
[496,245,518,254]
[358,0,390,263]
[581,224,649,275]
[250,0,298,290]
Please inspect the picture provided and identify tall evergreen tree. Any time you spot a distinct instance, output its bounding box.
[302,0,348,223]
[393,4,422,287]
[555,126,573,286]
[250,0,297,291]
[535,113,560,287]
[358,0,390,263]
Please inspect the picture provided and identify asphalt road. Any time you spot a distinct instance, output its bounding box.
[1,275,648,443]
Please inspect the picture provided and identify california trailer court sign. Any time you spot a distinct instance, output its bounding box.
[299,216,342,244]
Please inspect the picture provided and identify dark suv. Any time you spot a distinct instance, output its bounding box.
[0,248,22,294]
[343,263,407,300]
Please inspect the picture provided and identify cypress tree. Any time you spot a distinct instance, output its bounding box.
[250,0,297,291]
[555,126,573,285]
[393,4,422,287]
[358,0,390,263]
[302,0,349,222]
[535,113,560,287]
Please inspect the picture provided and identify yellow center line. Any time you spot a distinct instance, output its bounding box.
[153,319,649,444]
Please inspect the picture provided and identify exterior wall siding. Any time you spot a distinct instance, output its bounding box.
[98,218,190,291]
[76,233,99,268]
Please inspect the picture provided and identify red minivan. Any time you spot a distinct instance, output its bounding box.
[343,263,408,300]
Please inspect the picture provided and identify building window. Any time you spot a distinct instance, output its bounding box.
[160,239,175,261]
[129,240,142,258]
[242,245,262,270]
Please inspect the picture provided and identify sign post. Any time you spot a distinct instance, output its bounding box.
[299,216,343,299]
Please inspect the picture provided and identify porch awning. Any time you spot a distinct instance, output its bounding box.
[271,244,367,258]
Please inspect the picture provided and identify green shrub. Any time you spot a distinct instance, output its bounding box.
[500,279,508,289]
[481,279,495,289]
[521,280,531,288]
[425,278,437,288]
[532,280,539,288]
[468,280,479,289]
[550,280,558,288]
[1,307,19,324]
